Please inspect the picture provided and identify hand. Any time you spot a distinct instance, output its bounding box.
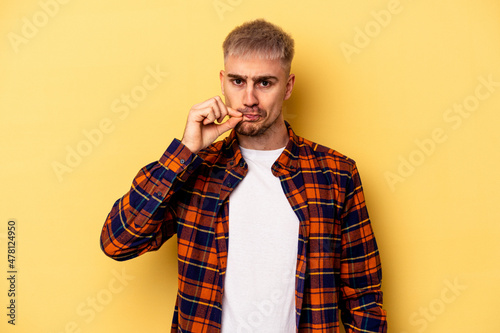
[181,96,243,154]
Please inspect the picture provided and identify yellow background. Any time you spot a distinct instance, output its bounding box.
[1,0,499,332]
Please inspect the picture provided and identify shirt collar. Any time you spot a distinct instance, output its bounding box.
[222,121,300,173]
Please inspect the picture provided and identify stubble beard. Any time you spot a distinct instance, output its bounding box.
[235,108,282,137]
[235,120,268,137]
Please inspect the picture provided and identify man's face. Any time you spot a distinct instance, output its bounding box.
[220,54,295,137]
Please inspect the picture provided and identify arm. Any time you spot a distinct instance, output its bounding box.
[100,96,242,261]
[339,163,387,332]
[100,139,199,261]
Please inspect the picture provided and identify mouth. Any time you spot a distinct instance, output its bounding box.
[242,114,261,122]
[238,107,264,122]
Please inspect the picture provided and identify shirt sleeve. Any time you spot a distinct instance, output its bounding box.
[339,162,387,332]
[99,139,201,261]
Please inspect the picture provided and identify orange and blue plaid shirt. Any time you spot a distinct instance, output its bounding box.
[100,122,387,332]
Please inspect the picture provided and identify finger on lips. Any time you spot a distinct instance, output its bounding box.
[227,107,243,118]
[192,97,242,125]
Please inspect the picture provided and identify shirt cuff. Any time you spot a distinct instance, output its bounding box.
[158,139,201,179]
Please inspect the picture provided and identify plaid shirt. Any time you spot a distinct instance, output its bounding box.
[100,122,387,332]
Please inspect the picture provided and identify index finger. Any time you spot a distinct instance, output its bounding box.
[212,96,230,122]
[227,107,243,118]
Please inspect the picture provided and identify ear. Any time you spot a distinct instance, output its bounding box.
[284,73,295,101]
[220,70,225,95]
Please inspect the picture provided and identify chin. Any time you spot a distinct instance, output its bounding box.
[235,121,267,137]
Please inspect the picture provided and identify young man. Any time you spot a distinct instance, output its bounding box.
[100,19,387,332]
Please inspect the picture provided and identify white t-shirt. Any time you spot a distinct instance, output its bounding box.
[221,146,300,333]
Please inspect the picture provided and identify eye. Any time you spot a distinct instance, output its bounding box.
[233,79,243,85]
[260,80,271,87]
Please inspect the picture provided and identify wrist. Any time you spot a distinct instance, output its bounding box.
[180,139,199,155]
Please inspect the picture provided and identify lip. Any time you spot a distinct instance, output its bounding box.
[243,114,261,121]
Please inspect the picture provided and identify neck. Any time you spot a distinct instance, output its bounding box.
[237,120,289,150]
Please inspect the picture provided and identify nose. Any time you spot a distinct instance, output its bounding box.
[243,85,258,107]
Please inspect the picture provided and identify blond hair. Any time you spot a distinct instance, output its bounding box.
[222,19,295,73]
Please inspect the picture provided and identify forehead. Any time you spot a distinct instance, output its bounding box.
[224,54,286,78]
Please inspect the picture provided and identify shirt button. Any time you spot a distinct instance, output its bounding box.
[156,191,162,197]
[225,181,232,188]
[180,159,185,164]
[239,161,245,167]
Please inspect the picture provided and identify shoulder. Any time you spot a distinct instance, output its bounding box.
[295,135,357,174]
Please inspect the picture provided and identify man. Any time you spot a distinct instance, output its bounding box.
[100,19,387,332]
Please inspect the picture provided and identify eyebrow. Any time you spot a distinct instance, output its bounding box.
[227,73,279,82]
